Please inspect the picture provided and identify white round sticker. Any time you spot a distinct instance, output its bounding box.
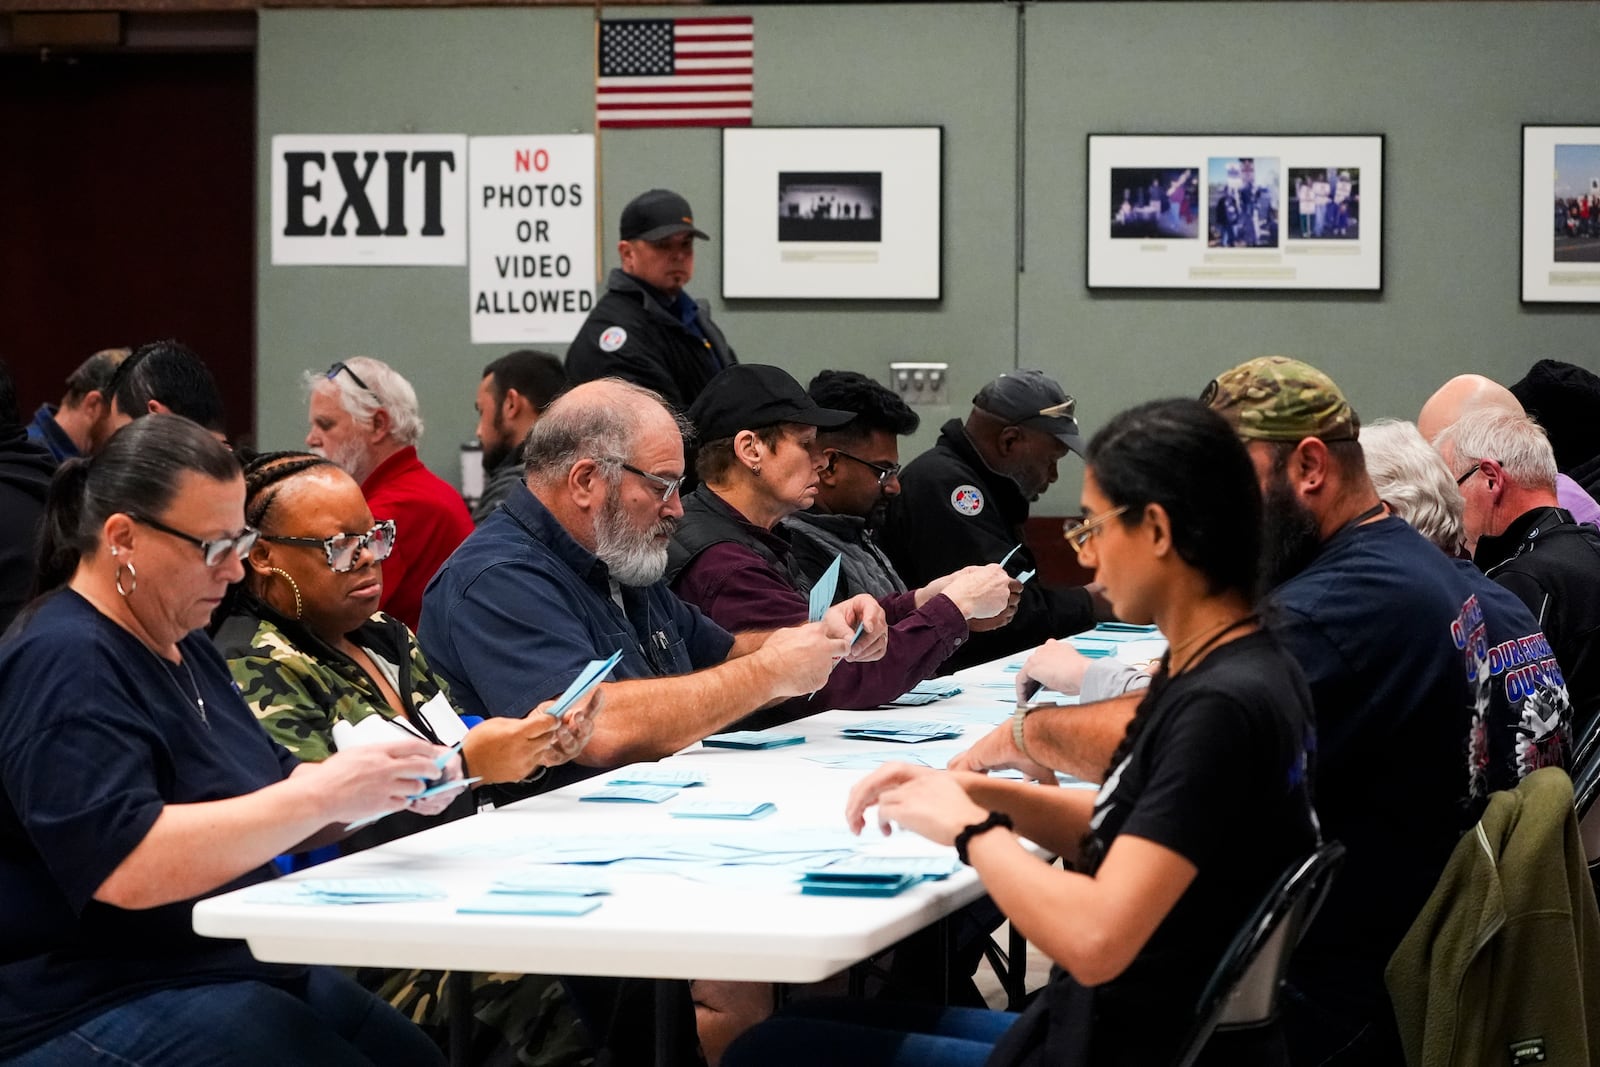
[598,326,628,353]
[950,485,985,516]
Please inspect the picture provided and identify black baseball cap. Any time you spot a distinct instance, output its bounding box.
[619,189,710,242]
[689,365,855,443]
[973,369,1084,453]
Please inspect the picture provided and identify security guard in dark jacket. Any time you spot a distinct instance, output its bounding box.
[566,189,737,413]
[881,369,1098,671]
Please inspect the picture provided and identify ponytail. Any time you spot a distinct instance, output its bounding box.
[32,458,93,597]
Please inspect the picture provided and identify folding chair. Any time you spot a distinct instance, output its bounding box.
[1171,841,1346,1067]
[1571,729,1600,875]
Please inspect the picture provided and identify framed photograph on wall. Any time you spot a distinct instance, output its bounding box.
[1522,125,1600,303]
[1086,134,1384,291]
[721,126,942,300]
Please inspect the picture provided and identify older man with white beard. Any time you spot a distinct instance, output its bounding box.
[418,378,885,800]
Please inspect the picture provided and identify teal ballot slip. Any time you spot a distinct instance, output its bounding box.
[669,799,776,820]
[807,854,961,880]
[457,896,602,917]
[809,554,842,622]
[999,543,1022,568]
[490,870,613,896]
[579,784,681,803]
[548,650,624,717]
[702,731,806,750]
[800,873,922,897]
[607,769,707,787]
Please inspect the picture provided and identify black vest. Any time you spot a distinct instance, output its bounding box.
[666,486,813,594]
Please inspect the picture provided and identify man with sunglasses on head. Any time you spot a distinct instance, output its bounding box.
[882,369,1101,671]
[304,356,472,631]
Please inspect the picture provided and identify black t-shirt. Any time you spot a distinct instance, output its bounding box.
[988,629,1318,1067]
[0,590,304,1057]
[1270,517,1571,1019]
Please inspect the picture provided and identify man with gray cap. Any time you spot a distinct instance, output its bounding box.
[566,188,738,412]
[882,369,1098,671]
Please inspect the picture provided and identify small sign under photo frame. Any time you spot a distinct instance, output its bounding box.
[1086,134,1384,291]
[721,126,943,300]
[1521,125,1600,303]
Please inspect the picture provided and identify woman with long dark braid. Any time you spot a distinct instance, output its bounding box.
[722,399,1319,1067]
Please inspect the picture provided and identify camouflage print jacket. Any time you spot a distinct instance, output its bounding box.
[214,594,457,763]
[213,596,477,851]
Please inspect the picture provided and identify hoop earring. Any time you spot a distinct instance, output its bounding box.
[269,567,304,620]
[114,562,138,597]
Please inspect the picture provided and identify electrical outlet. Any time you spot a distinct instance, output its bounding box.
[888,362,950,407]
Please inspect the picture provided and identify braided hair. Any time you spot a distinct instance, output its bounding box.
[1073,399,1262,875]
[243,450,336,532]
[209,451,336,630]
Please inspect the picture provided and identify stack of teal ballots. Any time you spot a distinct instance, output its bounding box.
[799,855,961,897]
[887,680,964,707]
[841,719,963,743]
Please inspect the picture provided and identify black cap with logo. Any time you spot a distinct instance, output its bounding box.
[689,365,855,443]
[620,189,711,242]
[972,369,1084,453]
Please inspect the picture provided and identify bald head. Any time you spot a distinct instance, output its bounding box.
[1417,374,1524,443]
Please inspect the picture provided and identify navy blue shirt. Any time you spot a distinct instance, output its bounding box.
[1274,516,1571,1023]
[0,591,303,1058]
[419,483,735,728]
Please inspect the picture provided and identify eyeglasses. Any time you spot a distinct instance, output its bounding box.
[829,449,901,488]
[1062,505,1128,556]
[1455,463,1481,487]
[261,519,397,573]
[128,513,259,567]
[618,462,686,503]
[326,361,375,395]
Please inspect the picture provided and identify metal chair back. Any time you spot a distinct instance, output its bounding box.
[1171,840,1346,1067]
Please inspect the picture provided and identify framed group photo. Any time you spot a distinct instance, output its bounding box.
[1086,134,1384,291]
[721,126,943,300]
[1521,125,1600,303]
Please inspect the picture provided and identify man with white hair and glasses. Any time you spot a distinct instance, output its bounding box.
[304,356,472,630]
[1436,408,1600,737]
[419,378,882,802]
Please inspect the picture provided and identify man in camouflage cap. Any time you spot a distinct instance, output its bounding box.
[1200,355,1569,1066]
[954,356,1572,1067]
[1202,354,1361,443]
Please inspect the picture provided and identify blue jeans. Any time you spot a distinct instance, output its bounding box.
[723,998,1017,1067]
[8,968,444,1067]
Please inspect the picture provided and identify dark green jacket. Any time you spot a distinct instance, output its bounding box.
[1386,767,1600,1066]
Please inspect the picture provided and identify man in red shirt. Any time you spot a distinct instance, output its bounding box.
[304,357,472,630]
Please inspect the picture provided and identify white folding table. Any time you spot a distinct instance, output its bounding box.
[193,639,1164,1063]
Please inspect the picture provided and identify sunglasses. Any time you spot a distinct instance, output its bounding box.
[261,519,397,573]
[1062,505,1128,556]
[128,513,259,567]
[326,361,375,395]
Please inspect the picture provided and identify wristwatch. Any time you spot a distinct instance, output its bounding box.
[1011,703,1036,761]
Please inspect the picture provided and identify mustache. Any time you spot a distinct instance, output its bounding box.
[651,517,679,539]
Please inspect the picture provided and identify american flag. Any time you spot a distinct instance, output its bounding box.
[597,17,754,129]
